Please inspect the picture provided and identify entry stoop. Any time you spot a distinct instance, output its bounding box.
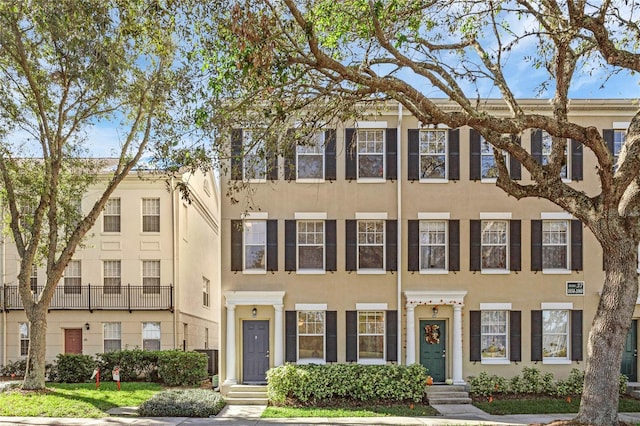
[627,382,640,399]
[426,385,472,405]
[224,384,268,405]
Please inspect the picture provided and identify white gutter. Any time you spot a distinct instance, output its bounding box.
[396,102,403,365]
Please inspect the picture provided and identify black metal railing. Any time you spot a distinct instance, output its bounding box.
[1,284,174,312]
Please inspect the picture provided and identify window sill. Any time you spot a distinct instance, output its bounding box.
[419,178,448,184]
[356,178,386,183]
[542,269,572,275]
[358,359,386,365]
[297,359,326,365]
[480,270,510,275]
[480,178,498,183]
[420,269,448,275]
[141,232,161,235]
[296,178,325,184]
[481,359,510,365]
[357,269,386,275]
[242,270,267,275]
[543,359,572,365]
[296,270,326,275]
[243,179,267,184]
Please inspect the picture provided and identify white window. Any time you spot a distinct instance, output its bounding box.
[30,264,38,293]
[19,323,29,357]
[358,311,385,362]
[543,310,569,360]
[541,131,568,179]
[103,260,121,294]
[420,220,446,271]
[142,260,160,294]
[613,129,625,170]
[543,220,569,270]
[142,198,160,232]
[358,220,384,270]
[243,130,267,181]
[419,130,446,179]
[244,220,266,272]
[203,277,210,307]
[64,260,82,294]
[298,221,324,270]
[357,130,384,179]
[103,198,121,232]
[297,132,324,180]
[481,220,508,270]
[142,322,161,351]
[298,311,325,362]
[103,322,121,352]
[481,311,508,360]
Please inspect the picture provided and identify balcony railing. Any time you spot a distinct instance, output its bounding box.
[1,284,174,312]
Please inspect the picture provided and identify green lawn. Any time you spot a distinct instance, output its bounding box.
[473,396,640,415]
[0,382,162,418]
[263,403,438,418]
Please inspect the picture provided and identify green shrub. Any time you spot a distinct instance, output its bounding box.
[157,350,208,386]
[0,359,27,377]
[267,363,427,405]
[138,389,225,417]
[509,367,555,395]
[52,353,96,383]
[96,349,159,382]
[468,371,508,397]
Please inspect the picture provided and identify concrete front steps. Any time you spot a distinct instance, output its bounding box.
[224,384,268,405]
[426,384,472,405]
[627,382,640,399]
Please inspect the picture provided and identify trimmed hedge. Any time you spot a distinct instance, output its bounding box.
[157,350,208,386]
[51,353,96,383]
[267,363,428,405]
[138,389,225,417]
[96,349,159,382]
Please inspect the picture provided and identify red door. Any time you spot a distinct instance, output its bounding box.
[64,329,83,354]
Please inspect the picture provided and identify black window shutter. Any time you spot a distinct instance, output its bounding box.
[407,129,419,181]
[267,220,278,272]
[284,129,296,181]
[510,220,521,271]
[510,135,522,180]
[284,220,296,272]
[531,129,543,165]
[325,220,337,272]
[571,310,583,361]
[531,310,543,362]
[345,129,356,180]
[603,129,614,155]
[231,129,243,181]
[386,129,397,180]
[469,129,481,180]
[325,130,337,181]
[531,220,542,271]
[385,220,397,271]
[386,310,397,362]
[326,311,337,362]
[407,220,420,272]
[470,220,481,271]
[510,311,522,362]
[346,310,357,362]
[231,220,243,271]
[345,220,357,271]
[571,220,583,271]
[267,142,278,181]
[571,139,583,181]
[448,129,460,180]
[285,311,297,362]
[449,220,460,271]
[470,311,481,362]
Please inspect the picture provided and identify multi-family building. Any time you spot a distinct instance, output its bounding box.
[219,99,638,389]
[0,166,221,366]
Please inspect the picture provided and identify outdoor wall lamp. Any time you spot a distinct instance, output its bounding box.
[251,307,257,318]
[84,322,90,331]
[432,306,438,318]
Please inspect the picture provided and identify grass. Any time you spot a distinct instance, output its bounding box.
[473,395,640,415]
[263,403,438,418]
[0,382,162,418]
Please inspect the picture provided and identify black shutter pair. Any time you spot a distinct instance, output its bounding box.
[469,310,521,362]
[469,220,521,271]
[531,129,582,180]
[230,129,278,180]
[284,130,337,181]
[469,129,522,180]
[531,220,582,271]
[345,129,398,180]
[346,310,397,362]
[407,129,460,181]
[229,219,278,271]
[531,310,583,361]
[285,311,338,363]
[407,220,460,271]
[284,220,337,271]
[345,220,398,271]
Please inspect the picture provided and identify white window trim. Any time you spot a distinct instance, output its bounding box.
[613,121,630,129]
[242,130,268,183]
[541,302,573,310]
[355,212,388,220]
[541,219,570,273]
[479,135,509,184]
[541,130,571,182]
[356,310,386,365]
[541,212,574,220]
[419,219,448,273]
[418,129,448,183]
[296,132,325,182]
[295,212,327,220]
[480,219,510,273]
[479,212,512,220]
[418,212,450,220]
[296,219,325,273]
[356,129,386,182]
[541,308,571,364]
[356,121,388,128]
[356,219,386,273]
[356,303,388,310]
[479,309,510,364]
[241,212,268,220]
[296,310,327,365]
[242,220,267,275]
[480,303,512,310]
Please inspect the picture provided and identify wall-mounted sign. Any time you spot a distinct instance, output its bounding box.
[566,281,585,296]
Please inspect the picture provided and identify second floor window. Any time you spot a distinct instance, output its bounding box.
[243,130,267,181]
[420,221,446,270]
[357,130,384,179]
[613,129,626,169]
[244,220,266,271]
[64,260,82,294]
[142,260,160,294]
[19,322,29,356]
[103,260,121,294]
[543,220,569,270]
[297,132,324,180]
[298,221,324,270]
[541,131,568,179]
[30,264,38,293]
[142,198,160,232]
[358,220,384,270]
[103,198,121,232]
[481,220,508,270]
[419,130,446,179]
[203,277,210,307]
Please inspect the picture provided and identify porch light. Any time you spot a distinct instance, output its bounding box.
[432,306,438,318]
[84,322,90,331]
[251,307,257,318]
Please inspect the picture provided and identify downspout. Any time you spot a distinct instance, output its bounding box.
[171,177,178,350]
[2,205,6,366]
[396,102,403,365]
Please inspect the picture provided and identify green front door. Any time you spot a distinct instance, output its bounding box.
[419,319,446,382]
[622,319,637,382]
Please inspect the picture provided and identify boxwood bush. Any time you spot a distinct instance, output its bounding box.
[51,353,96,383]
[96,349,159,382]
[267,363,428,405]
[138,389,225,417]
[157,350,208,386]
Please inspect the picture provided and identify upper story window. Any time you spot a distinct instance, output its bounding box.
[543,310,569,361]
[64,260,82,294]
[298,311,325,362]
[358,311,385,363]
[357,130,385,179]
[481,310,508,360]
[243,130,267,181]
[481,220,508,271]
[540,131,568,179]
[532,216,582,273]
[103,322,122,352]
[19,322,29,356]
[142,260,160,294]
[419,130,446,180]
[103,260,121,295]
[358,220,385,270]
[103,198,121,232]
[297,132,324,180]
[298,221,324,270]
[142,198,160,232]
[543,220,568,270]
[420,220,446,271]
[142,322,161,351]
[30,264,38,293]
[480,136,510,180]
[203,277,210,307]
[244,220,266,272]
[231,217,278,273]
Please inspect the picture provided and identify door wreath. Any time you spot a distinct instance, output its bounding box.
[424,324,440,344]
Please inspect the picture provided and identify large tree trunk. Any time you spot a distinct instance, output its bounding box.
[574,238,639,425]
[22,305,48,390]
